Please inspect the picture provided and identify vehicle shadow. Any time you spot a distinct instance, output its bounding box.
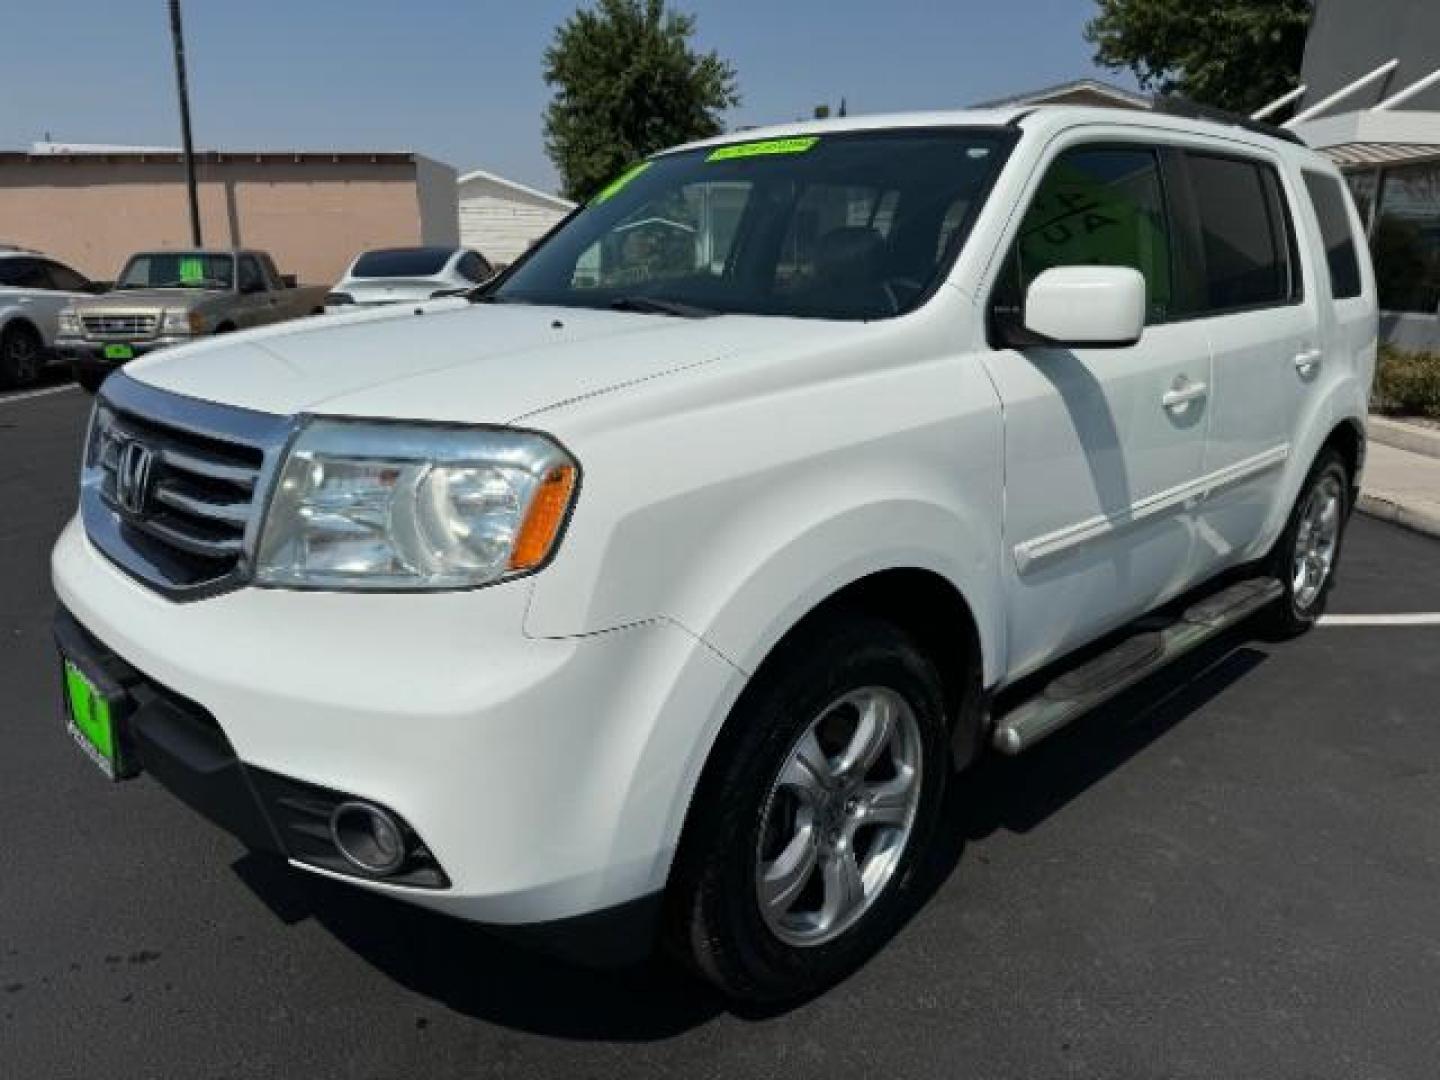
[904,633,1270,930]
[232,632,1269,1038]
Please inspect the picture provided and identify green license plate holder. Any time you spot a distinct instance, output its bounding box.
[61,656,138,781]
[103,344,134,361]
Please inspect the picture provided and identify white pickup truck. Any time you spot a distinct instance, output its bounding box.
[52,106,1376,1002]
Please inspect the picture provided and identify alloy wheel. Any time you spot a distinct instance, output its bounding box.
[1292,473,1343,612]
[754,686,923,948]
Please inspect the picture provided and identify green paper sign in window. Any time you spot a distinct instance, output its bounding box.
[178,256,206,285]
[706,136,819,163]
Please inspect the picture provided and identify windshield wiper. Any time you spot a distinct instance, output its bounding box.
[608,296,716,318]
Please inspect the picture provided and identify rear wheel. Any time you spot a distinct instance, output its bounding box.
[0,322,44,388]
[1261,448,1350,638]
[666,615,952,1002]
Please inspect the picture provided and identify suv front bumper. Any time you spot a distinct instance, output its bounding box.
[50,516,742,959]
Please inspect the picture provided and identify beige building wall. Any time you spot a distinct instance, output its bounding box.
[0,154,459,284]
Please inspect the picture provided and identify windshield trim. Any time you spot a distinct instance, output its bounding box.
[488,125,1019,323]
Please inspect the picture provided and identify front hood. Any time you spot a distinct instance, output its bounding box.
[79,288,222,311]
[125,301,850,423]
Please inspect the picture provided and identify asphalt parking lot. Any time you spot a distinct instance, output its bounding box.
[4,382,1440,1079]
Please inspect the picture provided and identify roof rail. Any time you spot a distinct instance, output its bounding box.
[1151,97,1305,145]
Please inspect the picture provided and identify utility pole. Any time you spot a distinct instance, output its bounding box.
[168,0,202,246]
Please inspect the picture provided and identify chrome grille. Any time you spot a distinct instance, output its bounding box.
[82,313,159,337]
[81,375,293,599]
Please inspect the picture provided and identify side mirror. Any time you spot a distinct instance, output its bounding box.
[1021,266,1145,348]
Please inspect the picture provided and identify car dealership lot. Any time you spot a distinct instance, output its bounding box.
[5,388,1440,1079]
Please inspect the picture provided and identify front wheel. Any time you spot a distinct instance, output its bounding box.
[1261,448,1350,638]
[665,615,952,1002]
[0,323,44,388]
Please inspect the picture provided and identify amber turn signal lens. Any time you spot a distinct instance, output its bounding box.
[510,465,577,570]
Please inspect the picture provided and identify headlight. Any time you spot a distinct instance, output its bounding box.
[58,308,81,335]
[255,420,579,591]
[161,309,204,334]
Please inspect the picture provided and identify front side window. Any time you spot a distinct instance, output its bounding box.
[993,146,1175,328]
[494,129,1015,320]
[118,253,234,290]
[1187,153,1298,312]
[1303,171,1363,300]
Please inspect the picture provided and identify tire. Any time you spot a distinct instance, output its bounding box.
[0,322,44,388]
[73,366,108,394]
[1260,448,1350,639]
[665,615,952,1002]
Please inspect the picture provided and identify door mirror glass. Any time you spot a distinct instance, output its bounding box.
[1022,265,1145,346]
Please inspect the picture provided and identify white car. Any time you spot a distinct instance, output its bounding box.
[324,246,494,311]
[0,249,99,386]
[52,106,1376,1002]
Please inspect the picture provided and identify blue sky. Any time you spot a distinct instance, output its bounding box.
[0,1,1134,193]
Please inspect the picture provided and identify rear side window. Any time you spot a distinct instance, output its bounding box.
[1303,171,1363,299]
[1187,153,1299,312]
[44,260,91,292]
[995,146,1176,326]
[456,251,491,283]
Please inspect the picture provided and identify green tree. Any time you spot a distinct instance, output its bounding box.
[1085,0,1312,114]
[543,0,740,202]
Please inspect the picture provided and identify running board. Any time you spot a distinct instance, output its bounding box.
[991,577,1283,756]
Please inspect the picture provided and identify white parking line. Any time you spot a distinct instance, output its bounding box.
[0,385,79,408]
[0,383,80,407]
[1318,613,1440,626]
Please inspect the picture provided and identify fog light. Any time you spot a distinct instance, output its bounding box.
[329,801,407,875]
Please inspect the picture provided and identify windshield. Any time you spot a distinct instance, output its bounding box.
[118,253,234,290]
[493,128,1014,320]
[352,248,453,278]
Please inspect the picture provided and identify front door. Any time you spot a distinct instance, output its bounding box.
[980,141,1212,681]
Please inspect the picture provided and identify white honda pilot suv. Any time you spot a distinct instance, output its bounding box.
[52,106,1376,1002]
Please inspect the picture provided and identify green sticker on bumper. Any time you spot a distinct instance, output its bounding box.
[593,161,653,204]
[706,136,819,162]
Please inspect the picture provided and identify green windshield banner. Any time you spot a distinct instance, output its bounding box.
[706,136,819,162]
[593,161,653,204]
[178,256,206,284]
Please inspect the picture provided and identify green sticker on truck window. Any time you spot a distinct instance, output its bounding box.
[178,256,205,284]
[593,161,653,204]
[706,136,819,162]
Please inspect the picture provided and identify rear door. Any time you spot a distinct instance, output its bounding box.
[1178,149,1318,574]
[981,138,1213,679]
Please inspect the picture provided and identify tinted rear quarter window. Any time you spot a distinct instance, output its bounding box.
[352,248,453,278]
[1302,171,1363,299]
[1187,152,1298,312]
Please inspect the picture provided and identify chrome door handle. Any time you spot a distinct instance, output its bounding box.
[1162,378,1209,411]
[1294,348,1322,375]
